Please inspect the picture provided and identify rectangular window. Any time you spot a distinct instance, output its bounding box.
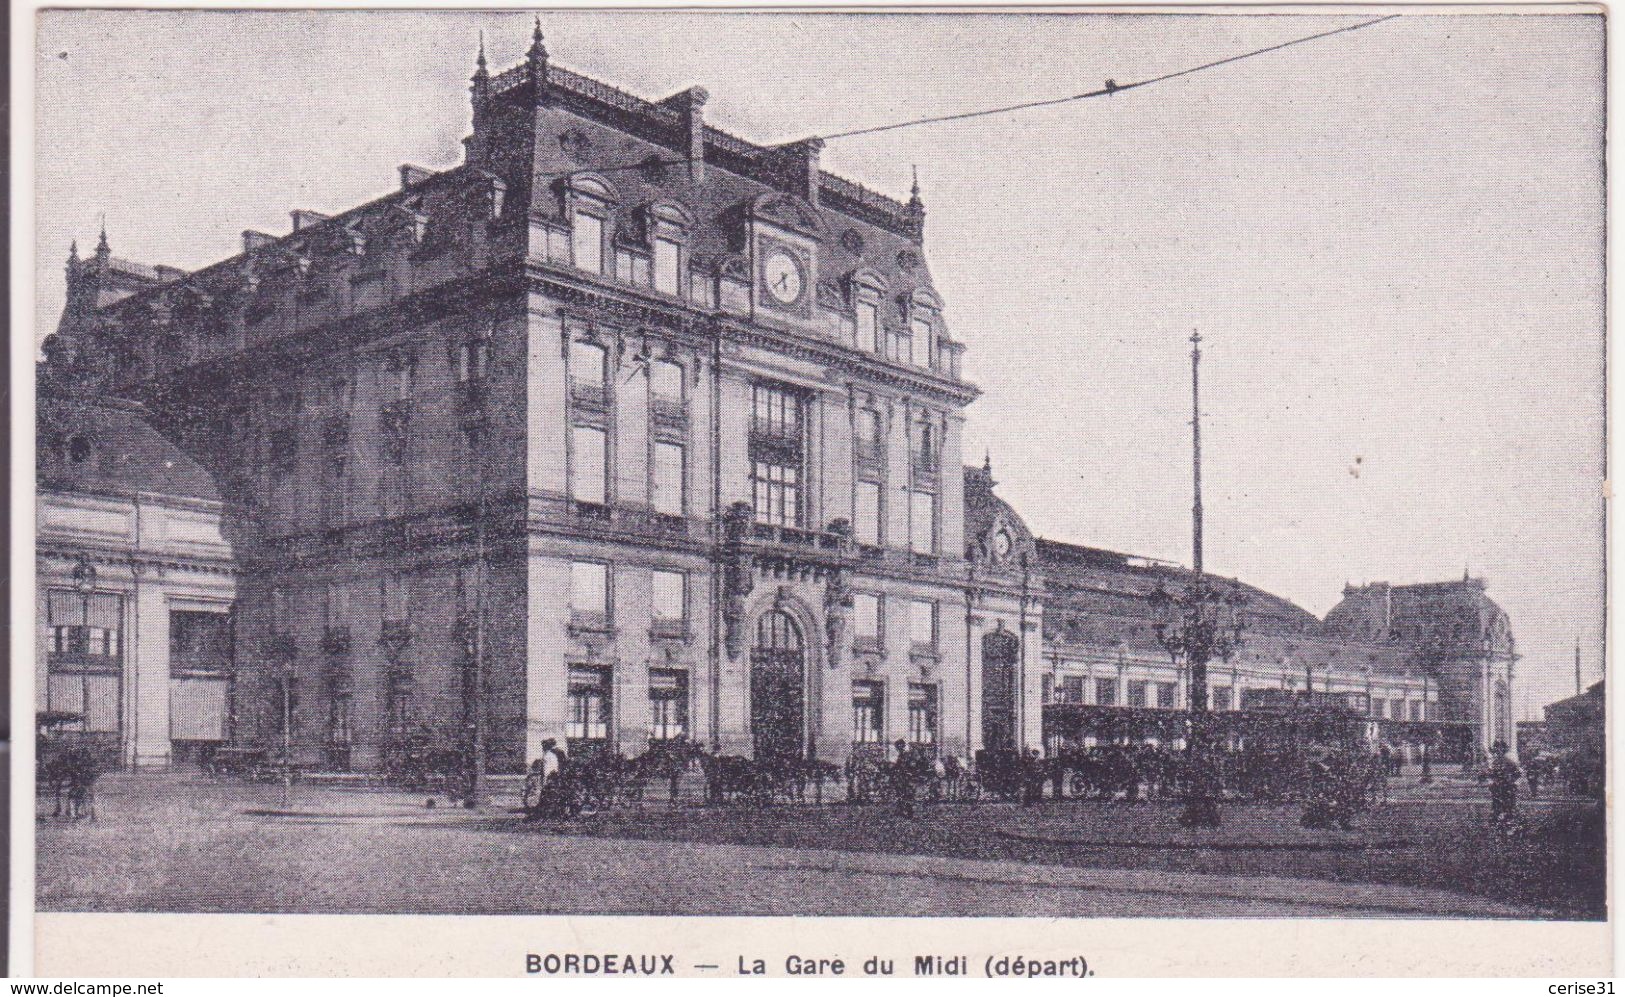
[454,338,490,385]
[571,425,607,505]
[750,383,805,527]
[852,593,880,640]
[751,462,801,528]
[1409,700,1422,721]
[909,599,936,649]
[569,561,609,617]
[652,570,686,622]
[855,409,881,453]
[912,418,937,469]
[909,490,936,554]
[572,212,604,274]
[1127,681,1148,708]
[570,340,608,395]
[856,301,878,353]
[751,383,802,440]
[649,669,689,741]
[380,401,411,466]
[1061,675,1085,703]
[908,683,938,748]
[649,359,684,402]
[652,441,685,516]
[1095,678,1117,706]
[1156,682,1177,709]
[380,574,409,623]
[852,681,884,744]
[654,238,681,295]
[1213,686,1233,711]
[567,667,611,742]
[46,590,124,659]
[169,610,232,675]
[855,481,881,546]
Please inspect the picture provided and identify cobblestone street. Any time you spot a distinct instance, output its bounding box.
[35,770,1603,919]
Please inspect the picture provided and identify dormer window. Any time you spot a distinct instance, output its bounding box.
[907,289,946,371]
[563,174,621,278]
[572,211,605,275]
[653,237,681,295]
[856,300,879,353]
[911,315,933,368]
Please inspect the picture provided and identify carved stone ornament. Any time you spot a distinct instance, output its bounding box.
[559,128,593,163]
[840,228,865,255]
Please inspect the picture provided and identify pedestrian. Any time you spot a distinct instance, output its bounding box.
[536,738,565,818]
[1488,741,1522,822]
[1525,754,1544,800]
[521,758,547,820]
[889,740,917,817]
[1022,747,1045,806]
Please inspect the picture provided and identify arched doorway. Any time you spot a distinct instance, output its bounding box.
[751,611,806,761]
[982,629,1020,752]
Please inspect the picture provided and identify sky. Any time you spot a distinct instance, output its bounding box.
[33,9,1605,719]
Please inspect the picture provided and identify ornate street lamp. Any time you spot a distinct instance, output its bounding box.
[1146,331,1248,828]
[1150,579,1247,827]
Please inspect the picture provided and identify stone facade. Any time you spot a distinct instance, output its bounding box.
[36,395,236,769]
[37,27,1513,772]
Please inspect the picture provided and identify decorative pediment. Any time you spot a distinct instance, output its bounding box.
[643,198,696,232]
[847,266,889,296]
[560,171,621,204]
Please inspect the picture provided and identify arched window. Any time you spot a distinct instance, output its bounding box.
[755,610,803,652]
[68,435,92,465]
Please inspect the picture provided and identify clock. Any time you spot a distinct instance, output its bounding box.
[762,248,805,306]
[993,529,1013,560]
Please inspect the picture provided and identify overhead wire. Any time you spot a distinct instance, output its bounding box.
[533,14,1401,184]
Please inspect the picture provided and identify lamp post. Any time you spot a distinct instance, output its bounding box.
[1420,672,1433,783]
[1148,331,1247,828]
[280,664,294,809]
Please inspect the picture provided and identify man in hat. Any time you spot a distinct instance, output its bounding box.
[1488,740,1522,822]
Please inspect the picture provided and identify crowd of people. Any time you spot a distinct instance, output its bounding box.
[496,731,1577,831]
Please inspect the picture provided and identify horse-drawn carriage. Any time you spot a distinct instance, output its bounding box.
[37,710,102,820]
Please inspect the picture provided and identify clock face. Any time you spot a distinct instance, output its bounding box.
[763,249,805,305]
[993,530,1013,560]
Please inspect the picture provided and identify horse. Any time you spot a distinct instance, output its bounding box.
[700,753,771,805]
[40,743,98,820]
[633,739,707,807]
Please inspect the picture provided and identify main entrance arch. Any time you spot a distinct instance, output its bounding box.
[982,629,1020,752]
[750,611,806,761]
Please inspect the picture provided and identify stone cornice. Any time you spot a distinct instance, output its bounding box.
[138,260,529,400]
[529,263,980,406]
[37,540,237,579]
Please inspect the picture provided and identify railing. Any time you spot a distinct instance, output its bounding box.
[550,65,683,126]
[489,64,526,95]
[748,521,842,551]
[819,171,909,218]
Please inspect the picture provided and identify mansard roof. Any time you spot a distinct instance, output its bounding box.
[38,393,220,503]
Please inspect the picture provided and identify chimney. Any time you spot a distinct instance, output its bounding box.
[399,164,434,190]
[291,210,331,233]
[781,137,823,205]
[242,230,277,253]
[661,87,709,181]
